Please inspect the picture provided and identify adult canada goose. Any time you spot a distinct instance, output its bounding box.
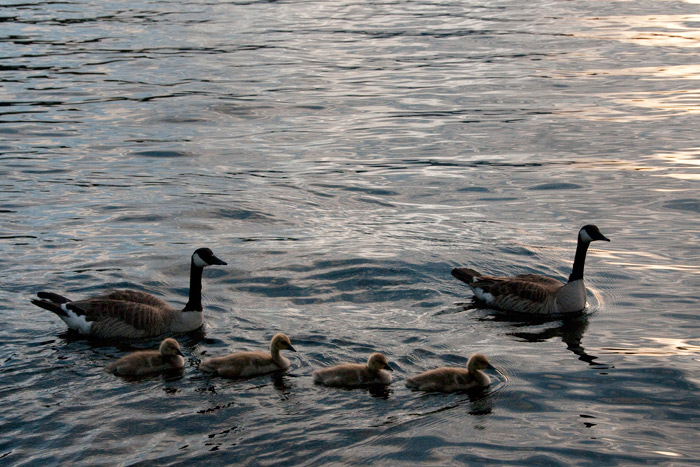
[405,353,494,393]
[198,333,296,379]
[452,225,610,315]
[31,248,227,338]
[105,338,185,376]
[312,352,393,387]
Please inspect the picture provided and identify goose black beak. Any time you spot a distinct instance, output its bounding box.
[592,229,610,242]
[210,255,227,266]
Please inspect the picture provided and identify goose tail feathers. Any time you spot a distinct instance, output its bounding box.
[32,292,84,318]
[31,298,69,317]
[36,291,71,304]
[451,268,482,284]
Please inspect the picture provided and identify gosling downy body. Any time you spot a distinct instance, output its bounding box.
[31,248,227,339]
[452,225,610,315]
[198,333,296,379]
[405,353,494,393]
[106,338,185,376]
[312,352,393,387]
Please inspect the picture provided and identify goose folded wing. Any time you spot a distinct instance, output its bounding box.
[511,274,563,287]
[95,290,172,309]
[71,299,170,336]
[489,278,559,303]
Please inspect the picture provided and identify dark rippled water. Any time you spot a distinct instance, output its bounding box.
[2,0,700,465]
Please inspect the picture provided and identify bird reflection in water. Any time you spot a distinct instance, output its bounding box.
[408,389,494,419]
[506,314,608,368]
[450,301,610,368]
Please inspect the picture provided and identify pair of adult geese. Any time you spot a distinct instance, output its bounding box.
[32,224,610,392]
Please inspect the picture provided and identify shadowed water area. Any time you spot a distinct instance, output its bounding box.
[2,0,700,465]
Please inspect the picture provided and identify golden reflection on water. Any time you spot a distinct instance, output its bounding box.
[600,338,700,356]
[652,148,700,166]
[558,14,700,122]
[596,249,700,274]
[578,15,700,48]
[612,90,700,114]
[543,149,700,181]
[649,148,700,180]
[659,173,700,180]
[651,451,683,458]
[563,89,700,122]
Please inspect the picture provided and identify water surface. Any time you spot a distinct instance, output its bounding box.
[2,0,700,465]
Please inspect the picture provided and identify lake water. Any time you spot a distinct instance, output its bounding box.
[2,0,700,465]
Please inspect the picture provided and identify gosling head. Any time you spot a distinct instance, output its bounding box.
[367,353,393,372]
[467,353,494,372]
[159,338,184,357]
[271,333,296,352]
[579,225,610,244]
[192,247,228,268]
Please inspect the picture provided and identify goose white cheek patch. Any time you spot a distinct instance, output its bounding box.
[579,229,593,243]
[192,253,208,268]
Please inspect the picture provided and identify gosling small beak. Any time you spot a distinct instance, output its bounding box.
[287,344,297,352]
[177,349,185,357]
[486,363,496,371]
[385,364,394,372]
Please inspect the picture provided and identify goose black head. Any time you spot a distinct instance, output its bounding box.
[192,248,227,268]
[579,225,610,244]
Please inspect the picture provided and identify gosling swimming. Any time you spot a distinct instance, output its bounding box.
[105,338,185,376]
[312,352,393,387]
[405,353,494,392]
[452,225,610,315]
[198,333,296,379]
[31,248,227,338]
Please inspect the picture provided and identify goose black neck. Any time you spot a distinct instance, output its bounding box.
[568,239,590,282]
[183,262,204,312]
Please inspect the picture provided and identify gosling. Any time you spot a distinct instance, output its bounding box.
[312,352,393,387]
[405,353,494,392]
[198,333,296,379]
[105,338,185,376]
